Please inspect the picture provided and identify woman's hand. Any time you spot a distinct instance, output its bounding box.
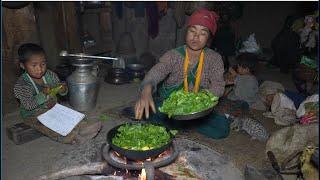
[135,84,156,119]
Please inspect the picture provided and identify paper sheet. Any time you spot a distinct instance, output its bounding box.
[37,104,85,136]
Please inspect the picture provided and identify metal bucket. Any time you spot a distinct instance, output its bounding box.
[67,64,99,111]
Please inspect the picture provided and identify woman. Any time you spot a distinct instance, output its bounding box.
[135,8,229,139]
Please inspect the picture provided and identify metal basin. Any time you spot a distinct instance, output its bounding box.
[172,106,215,121]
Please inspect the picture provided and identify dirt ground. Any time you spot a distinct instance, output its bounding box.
[3,63,303,180]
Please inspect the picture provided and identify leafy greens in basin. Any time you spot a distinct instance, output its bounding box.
[112,123,176,151]
[159,90,219,117]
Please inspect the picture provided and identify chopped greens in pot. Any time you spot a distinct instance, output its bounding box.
[112,124,173,151]
[159,90,219,117]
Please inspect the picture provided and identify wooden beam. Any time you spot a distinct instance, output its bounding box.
[63,2,82,52]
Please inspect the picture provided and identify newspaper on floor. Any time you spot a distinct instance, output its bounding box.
[37,103,85,136]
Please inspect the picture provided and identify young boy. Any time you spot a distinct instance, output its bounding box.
[225,53,265,110]
[14,43,101,144]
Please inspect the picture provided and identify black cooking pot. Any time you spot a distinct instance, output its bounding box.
[105,68,129,85]
[126,64,146,80]
[107,122,175,160]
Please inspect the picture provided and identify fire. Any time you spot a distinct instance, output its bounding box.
[158,149,170,158]
[139,168,147,180]
[114,151,121,157]
[136,160,145,164]
[113,151,127,164]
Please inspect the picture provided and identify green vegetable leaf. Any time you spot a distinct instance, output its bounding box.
[49,85,63,96]
[159,90,219,116]
[112,124,172,151]
[170,130,178,136]
[99,114,110,121]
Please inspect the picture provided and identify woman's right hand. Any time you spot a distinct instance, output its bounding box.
[135,84,156,120]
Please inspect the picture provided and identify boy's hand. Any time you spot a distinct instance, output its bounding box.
[43,86,51,95]
[45,95,57,109]
[59,82,67,94]
[225,72,235,85]
[228,67,237,77]
[225,78,234,85]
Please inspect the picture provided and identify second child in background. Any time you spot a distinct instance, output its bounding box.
[225,53,266,111]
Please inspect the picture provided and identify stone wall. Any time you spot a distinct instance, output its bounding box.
[111,5,177,61]
[110,2,315,61]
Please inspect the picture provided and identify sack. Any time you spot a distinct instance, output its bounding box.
[266,123,319,164]
[271,93,296,113]
[264,93,297,126]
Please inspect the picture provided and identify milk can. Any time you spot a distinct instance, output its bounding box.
[67,60,99,112]
[60,51,119,111]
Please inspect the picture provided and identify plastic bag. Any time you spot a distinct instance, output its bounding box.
[239,33,261,54]
[300,56,317,69]
[296,94,319,118]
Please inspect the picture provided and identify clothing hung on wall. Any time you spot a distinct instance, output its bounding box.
[156,1,168,17]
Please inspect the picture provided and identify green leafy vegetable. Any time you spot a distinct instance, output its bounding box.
[49,85,63,96]
[99,114,110,121]
[159,90,219,117]
[170,130,178,136]
[112,124,173,151]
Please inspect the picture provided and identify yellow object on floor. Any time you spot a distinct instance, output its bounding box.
[300,145,319,180]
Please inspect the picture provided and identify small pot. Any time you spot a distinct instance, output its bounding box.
[105,68,129,85]
[126,64,146,80]
[128,70,145,80]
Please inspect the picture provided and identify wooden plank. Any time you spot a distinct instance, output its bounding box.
[52,2,68,51]
[63,2,82,52]
[2,4,40,114]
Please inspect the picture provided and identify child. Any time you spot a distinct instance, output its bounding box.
[225,53,265,110]
[14,43,101,144]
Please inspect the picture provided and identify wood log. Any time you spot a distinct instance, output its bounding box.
[37,162,108,180]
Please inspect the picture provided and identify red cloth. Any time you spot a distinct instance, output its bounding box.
[187,8,219,37]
